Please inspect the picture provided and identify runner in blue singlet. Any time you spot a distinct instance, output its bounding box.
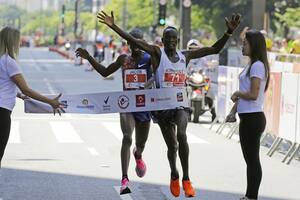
[75,28,152,195]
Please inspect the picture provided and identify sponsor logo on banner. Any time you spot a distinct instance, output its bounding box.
[136,94,146,107]
[61,100,68,108]
[177,92,183,102]
[104,96,110,104]
[103,96,111,111]
[150,97,171,102]
[118,95,129,109]
[82,98,89,105]
[76,98,95,109]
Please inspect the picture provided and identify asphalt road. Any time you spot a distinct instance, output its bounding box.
[0,48,299,200]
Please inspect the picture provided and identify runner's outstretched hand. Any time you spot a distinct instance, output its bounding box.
[225,13,241,33]
[97,11,114,27]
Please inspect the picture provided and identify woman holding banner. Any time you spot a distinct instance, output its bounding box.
[226,30,270,200]
[0,27,64,168]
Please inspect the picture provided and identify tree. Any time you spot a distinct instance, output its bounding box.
[0,5,24,28]
[102,0,154,32]
[267,0,300,37]
[275,7,300,37]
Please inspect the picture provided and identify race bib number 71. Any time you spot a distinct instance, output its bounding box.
[163,69,186,87]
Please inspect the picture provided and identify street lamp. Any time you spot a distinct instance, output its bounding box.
[180,0,191,49]
[74,0,80,39]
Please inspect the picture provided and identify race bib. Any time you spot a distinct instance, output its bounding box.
[163,69,186,87]
[124,69,147,89]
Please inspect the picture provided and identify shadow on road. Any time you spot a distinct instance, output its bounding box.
[0,167,285,200]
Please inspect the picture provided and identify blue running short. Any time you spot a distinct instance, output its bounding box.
[132,111,151,122]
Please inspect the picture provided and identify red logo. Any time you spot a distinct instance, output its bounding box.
[136,95,146,107]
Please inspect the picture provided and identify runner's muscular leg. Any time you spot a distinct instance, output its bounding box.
[174,109,190,180]
[135,121,150,156]
[158,120,179,178]
[120,113,135,177]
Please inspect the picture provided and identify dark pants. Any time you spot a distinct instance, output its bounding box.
[0,107,12,168]
[239,112,266,199]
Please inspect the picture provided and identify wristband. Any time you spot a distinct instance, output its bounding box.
[225,32,232,37]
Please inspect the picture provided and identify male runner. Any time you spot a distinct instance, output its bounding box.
[97,11,240,197]
[76,28,152,195]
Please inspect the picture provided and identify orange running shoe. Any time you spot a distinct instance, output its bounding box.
[182,180,196,197]
[170,178,180,197]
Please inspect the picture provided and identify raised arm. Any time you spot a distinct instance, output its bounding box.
[75,48,124,77]
[185,13,241,63]
[97,11,160,57]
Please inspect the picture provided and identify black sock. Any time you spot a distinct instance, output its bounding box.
[134,151,142,159]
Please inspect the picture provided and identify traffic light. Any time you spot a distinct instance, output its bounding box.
[62,4,65,19]
[61,4,65,36]
[158,3,167,26]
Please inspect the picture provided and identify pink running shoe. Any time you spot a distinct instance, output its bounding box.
[120,177,131,195]
[133,147,147,178]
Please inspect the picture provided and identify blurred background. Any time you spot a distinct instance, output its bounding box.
[0,0,299,52]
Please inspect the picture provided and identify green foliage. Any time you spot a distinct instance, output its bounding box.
[191,5,214,32]
[192,0,250,37]
[0,5,24,20]
[103,0,154,31]
[275,7,300,28]
[20,9,96,37]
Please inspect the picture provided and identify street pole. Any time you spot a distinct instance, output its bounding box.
[151,0,158,39]
[40,0,43,34]
[179,0,183,49]
[74,0,80,39]
[61,4,65,36]
[252,0,266,30]
[18,16,21,30]
[93,0,100,41]
[153,0,157,25]
[122,0,127,30]
[180,0,191,49]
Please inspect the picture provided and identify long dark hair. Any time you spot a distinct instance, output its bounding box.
[245,30,270,91]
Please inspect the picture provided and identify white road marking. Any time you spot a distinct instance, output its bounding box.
[19,59,71,63]
[87,147,99,156]
[64,114,73,119]
[13,116,120,121]
[113,186,133,200]
[160,186,198,200]
[50,121,83,143]
[100,121,123,141]
[187,132,209,144]
[43,78,56,94]
[153,125,209,144]
[8,121,21,144]
[100,121,137,142]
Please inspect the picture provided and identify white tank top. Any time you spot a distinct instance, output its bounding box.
[155,48,187,88]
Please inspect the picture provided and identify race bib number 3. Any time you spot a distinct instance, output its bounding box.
[163,69,186,87]
[125,69,147,89]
